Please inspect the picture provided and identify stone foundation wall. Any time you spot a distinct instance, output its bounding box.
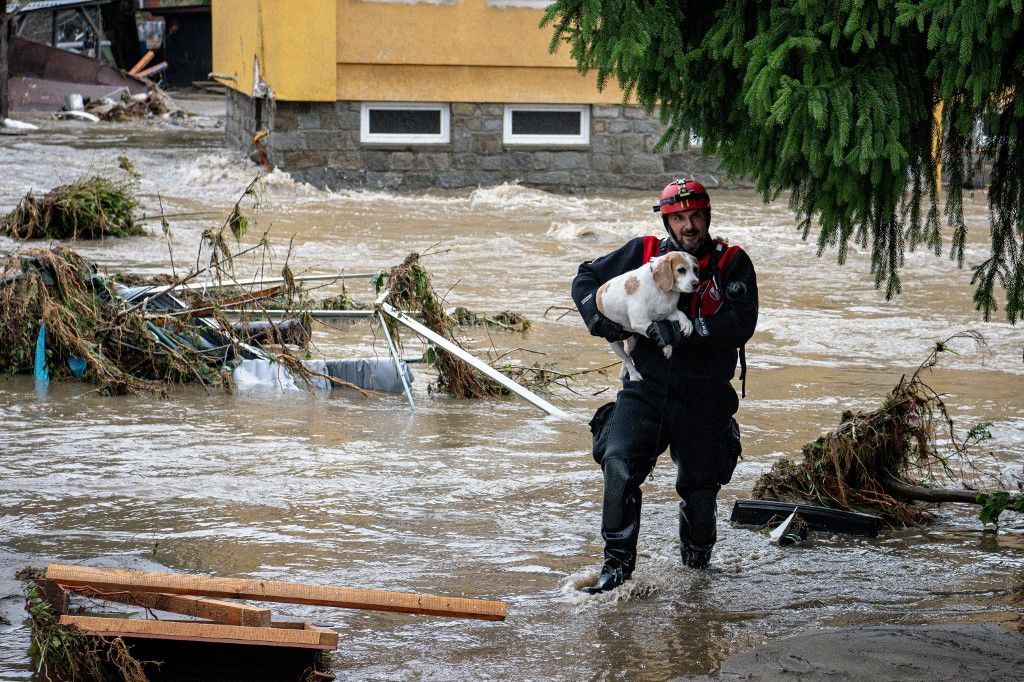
[225,90,730,191]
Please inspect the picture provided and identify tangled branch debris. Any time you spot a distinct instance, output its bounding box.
[0,247,226,395]
[752,332,1023,526]
[0,179,325,395]
[1,176,143,240]
[375,253,508,398]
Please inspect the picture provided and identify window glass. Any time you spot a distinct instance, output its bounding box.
[360,103,450,144]
[511,110,582,136]
[503,105,590,145]
[369,109,442,135]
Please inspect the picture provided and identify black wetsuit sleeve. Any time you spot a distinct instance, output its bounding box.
[676,248,758,350]
[571,238,646,336]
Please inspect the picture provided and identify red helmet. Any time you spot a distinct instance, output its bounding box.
[653,178,711,216]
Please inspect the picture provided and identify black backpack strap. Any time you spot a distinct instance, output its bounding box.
[739,346,747,398]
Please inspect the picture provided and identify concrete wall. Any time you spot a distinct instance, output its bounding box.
[226,90,725,192]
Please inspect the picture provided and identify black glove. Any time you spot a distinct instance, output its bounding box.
[587,313,631,342]
[646,319,683,349]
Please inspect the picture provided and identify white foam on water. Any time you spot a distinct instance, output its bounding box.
[546,219,655,242]
[468,182,635,217]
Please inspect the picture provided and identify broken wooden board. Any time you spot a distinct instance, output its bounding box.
[34,579,69,614]
[60,616,338,650]
[68,587,272,627]
[47,564,508,621]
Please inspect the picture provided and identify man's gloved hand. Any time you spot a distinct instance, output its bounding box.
[587,314,631,342]
[646,319,683,349]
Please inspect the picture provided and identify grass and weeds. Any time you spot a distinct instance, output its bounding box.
[19,568,149,682]
[1,176,143,240]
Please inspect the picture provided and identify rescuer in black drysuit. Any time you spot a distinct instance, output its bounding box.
[571,178,759,594]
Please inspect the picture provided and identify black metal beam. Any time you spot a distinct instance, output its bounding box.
[0,0,9,122]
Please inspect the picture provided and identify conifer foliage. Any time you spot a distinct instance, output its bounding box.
[543,1,1024,322]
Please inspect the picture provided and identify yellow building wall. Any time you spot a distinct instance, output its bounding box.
[213,0,623,104]
[336,0,625,103]
[212,0,336,102]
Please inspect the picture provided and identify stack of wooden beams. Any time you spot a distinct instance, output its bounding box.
[40,563,508,657]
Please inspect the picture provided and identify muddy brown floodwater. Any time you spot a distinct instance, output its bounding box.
[1,117,1022,680]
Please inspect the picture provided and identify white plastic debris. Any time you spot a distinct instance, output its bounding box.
[55,110,101,123]
[2,118,39,130]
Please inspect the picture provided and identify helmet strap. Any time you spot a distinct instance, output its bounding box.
[662,216,680,248]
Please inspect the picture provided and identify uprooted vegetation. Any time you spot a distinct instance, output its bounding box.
[451,307,532,333]
[1,176,144,240]
[753,332,1024,527]
[19,568,149,682]
[0,247,227,394]
[371,252,590,398]
[375,252,509,398]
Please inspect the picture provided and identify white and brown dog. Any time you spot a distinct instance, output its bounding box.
[595,251,699,381]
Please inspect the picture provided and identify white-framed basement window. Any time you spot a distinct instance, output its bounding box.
[360,102,451,144]
[503,104,590,146]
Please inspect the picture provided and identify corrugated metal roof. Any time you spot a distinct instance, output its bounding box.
[9,0,113,14]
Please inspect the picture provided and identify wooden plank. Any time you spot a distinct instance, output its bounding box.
[60,616,335,650]
[70,587,271,627]
[47,565,508,621]
[302,622,341,647]
[135,619,339,648]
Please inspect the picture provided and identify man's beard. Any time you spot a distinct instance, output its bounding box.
[679,233,708,255]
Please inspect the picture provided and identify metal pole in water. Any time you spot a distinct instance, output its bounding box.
[376,289,415,409]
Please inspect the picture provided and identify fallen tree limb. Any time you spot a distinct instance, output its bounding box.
[880,473,981,504]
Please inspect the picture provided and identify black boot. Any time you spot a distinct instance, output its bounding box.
[581,563,631,594]
[582,492,640,595]
[681,540,714,569]
[679,495,717,569]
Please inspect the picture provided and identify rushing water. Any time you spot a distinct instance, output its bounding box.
[0,116,1022,680]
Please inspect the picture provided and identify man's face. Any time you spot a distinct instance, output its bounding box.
[667,208,709,254]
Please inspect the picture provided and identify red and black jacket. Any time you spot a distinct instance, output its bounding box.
[572,235,758,391]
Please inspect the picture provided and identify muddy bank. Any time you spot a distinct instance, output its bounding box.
[714,623,1024,681]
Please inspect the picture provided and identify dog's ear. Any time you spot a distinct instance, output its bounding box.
[653,256,674,292]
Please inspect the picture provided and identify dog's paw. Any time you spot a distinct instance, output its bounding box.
[662,345,673,359]
[679,318,694,337]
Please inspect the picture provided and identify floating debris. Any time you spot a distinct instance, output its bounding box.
[318,285,369,311]
[1,176,143,240]
[0,247,226,395]
[83,87,175,122]
[21,563,506,681]
[451,306,531,333]
[751,332,1022,526]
